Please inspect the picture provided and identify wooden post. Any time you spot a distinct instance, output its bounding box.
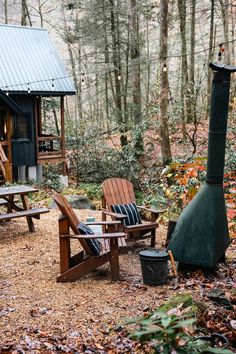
[60,96,66,175]
[6,109,13,182]
[58,216,71,274]
[109,237,120,281]
[35,97,41,162]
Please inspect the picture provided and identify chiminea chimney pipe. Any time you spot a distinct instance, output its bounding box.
[207,63,235,184]
[167,62,236,268]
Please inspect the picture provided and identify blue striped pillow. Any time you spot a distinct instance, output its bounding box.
[77,222,100,256]
[111,203,141,227]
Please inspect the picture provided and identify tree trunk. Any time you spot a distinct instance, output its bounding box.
[130,0,143,155]
[102,0,110,131]
[159,0,172,165]
[21,0,32,26]
[189,0,196,123]
[21,0,27,25]
[37,0,44,27]
[207,0,215,115]
[61,1,81,125]
[178,0,188,136]
[219,0,230,64]
[4,0,8,24]
[145,9,151,106]
[109,0,127,146]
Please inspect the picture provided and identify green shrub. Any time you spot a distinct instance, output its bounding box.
[126,310,233,354]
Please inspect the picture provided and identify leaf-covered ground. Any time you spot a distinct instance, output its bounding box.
[0,206,235,353]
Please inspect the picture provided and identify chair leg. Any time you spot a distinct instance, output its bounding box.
[150,229,156,248]
[58,217,71,273]
[109,238,120,281]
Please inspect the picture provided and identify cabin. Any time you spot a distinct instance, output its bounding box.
[0,24,75,184]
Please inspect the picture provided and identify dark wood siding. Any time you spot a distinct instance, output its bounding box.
[12,139,35,166]
[10,95,36,166]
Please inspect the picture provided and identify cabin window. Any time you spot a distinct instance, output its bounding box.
[14,113,31,140]
[0,109,7,141]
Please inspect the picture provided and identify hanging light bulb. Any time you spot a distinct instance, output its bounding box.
[27,83,31,93]
[51,79,55,91]
[81,73,85,84]
[163,63,167,72]
[117,74,121,80]
[5,86,9,96]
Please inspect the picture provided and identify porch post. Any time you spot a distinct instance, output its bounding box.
[6,109,13,182]
[60,96,66,175]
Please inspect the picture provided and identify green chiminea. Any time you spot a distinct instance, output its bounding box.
[167,62,236,268]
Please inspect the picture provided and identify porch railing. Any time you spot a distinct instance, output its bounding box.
[37,135,64,161]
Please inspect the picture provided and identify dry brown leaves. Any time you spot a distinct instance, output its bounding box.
[0,208,235,353]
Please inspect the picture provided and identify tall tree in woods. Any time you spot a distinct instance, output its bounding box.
[230,4,235,65]
[4,0,8,23]
[61,1,82,127]
[130,0,143,155]
[178,0,188,137]
[109,0,128,146]
[189,0,196,122]
[207,0,215,114]
[219,0,230,64]
[102,0,111,130]
[21,0,32,26]
[158,0,172,165]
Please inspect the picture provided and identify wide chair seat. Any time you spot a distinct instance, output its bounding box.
[53,192,126,282]
[102,178,163,247]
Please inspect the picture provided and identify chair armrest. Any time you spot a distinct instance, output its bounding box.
[85,220,121,226]
[101,209,127,219]
[125,222,158,232]
[61,232,126,239]
[137,205,166,215]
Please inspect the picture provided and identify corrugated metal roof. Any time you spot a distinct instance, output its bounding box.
[0,24,76,95]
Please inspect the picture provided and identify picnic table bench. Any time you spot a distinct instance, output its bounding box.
[0,185,49,232]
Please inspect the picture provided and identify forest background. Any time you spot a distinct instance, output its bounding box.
[0,3,236,352]
[0,0,235,229]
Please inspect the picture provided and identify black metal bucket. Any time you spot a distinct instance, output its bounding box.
[139,250,169,286]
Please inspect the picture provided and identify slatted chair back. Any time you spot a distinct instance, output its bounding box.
[53,192,93,255]
[102,177,135,208]
[102,177,160,247]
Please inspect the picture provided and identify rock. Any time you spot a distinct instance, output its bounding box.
[48,195,95,210]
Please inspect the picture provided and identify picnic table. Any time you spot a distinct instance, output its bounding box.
[0,185,49,232]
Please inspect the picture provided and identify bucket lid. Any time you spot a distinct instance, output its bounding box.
[139,250,168,259]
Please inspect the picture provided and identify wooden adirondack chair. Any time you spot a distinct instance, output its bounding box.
[53,192,126,282]
[102,178,163,247]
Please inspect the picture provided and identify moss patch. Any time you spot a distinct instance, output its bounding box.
[159,293,207,315]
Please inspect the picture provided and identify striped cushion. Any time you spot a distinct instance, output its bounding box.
[77,222,101,256]
[111,203,142,227]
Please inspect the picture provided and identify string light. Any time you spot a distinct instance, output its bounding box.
[81,73,85,84]
[51,79,55,91]
[163,63,167,72]
[0,37,235,93]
